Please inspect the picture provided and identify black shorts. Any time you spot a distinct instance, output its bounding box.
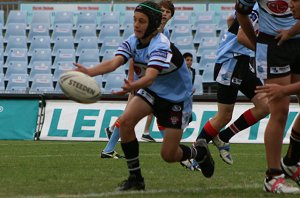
[256,32,300,79]
[215,55,263,104]
[136,88,192,129]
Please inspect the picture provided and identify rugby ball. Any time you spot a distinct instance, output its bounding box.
[59,71,101,104]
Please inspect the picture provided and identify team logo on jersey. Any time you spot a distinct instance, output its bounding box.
[267,0,289,14]
[170,116,179,125]
[172,105,182,112]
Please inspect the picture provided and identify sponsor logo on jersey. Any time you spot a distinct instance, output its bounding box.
[266,0,289,14]
[172,105,182,112]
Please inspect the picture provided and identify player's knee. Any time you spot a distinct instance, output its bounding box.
[160,150,176,163]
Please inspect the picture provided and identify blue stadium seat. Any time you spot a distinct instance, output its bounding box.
[0,10,4,29]
[193,24,217,44]
[29,74,54,93]
[0,73,4,92]
[121,11,134,29]
[6,74,29,93]
[54,82,63,93]
[74,24,97,43]
[93,75,103,89]
[98,11,120,29]
[122,24,134,39]
[0,49,3,68]
[202,63,215,84]
[75,11,97,29]
[99,36,122,56]
[173,36,195,51]
[77,49,100,67]
[193,74,203,95]
[53,62,74,82]
[4,36,27,56]
[28,36,51,56]
[197,38,219,58]
[98,24,120,44]
[5,11,28,27]
[52,49,76,69]
[52,36,74,56]
[4,23,27,42]
[28,23,50,43]
[169,11,192,30]
[170,24,193,43]
[51,24,73,43]
[101,49,115,62]
[5,61,28,80]
[28,49,52,69]
[29,61,52,81]
[52,11,74,28]
[76,36,98,56]
[4,49,28,68]
[193,11,215,29]
[30,11,51,29]
[198,49,217,68]
[103,73,126,93]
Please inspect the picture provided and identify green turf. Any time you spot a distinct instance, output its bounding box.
[0,141,298,198]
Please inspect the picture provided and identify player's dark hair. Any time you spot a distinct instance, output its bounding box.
[159,0,175,17]
[135,1,162,38]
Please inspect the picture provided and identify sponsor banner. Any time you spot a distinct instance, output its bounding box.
[113,3,206,12]
[40,100,298,143]
[0,100,39,140]
[209,3,235,12]
[20,3,111,12]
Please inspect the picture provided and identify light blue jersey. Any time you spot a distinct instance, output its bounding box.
[116,33,192,102]
[216,4,259,64]
[163,27,170,39]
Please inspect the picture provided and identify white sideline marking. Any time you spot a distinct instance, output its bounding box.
[21,184,262,198]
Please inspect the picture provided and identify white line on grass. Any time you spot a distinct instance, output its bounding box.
[20,184,262,198]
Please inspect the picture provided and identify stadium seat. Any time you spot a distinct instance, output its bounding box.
[4,49,28,68]
[0,73,4,91]
[0,10,4,29]
[193,74,204,95]
[30,11,51,29]
[0,49,3,68]
[193,24,218,44]
[74,11,97,29]
[98,24,121,44]
[169,11,192,30]
[193,11,215,29]
[28,49,52,69]
[3,23,27,42]
[99,36,122,56]
[202,63,215,84]
[52,49,76,69]
[74,24,97,43]
[51,24,74,43]
[121,11,134,29]
[4,61,28,80]
[103,73,126,93]
[93,75,103,89]
[101,49,115,62]
[76,36,98,56]
[98,11,120,29]
[29,74,54,93]
[197,38,219,58]
[216,11,231,31]
[28,36,51,56]
[52,36,74,56]
[4,36,27,56]
[169,24,193,43]
[52,11,74,28]
[6,73,29,93]
[53,62,74,82]
[77,49,100,67]
[198,50,217,68]
[29,61,52,81]
[122,24,134,39]
[28,23,50,43]
[5,11,28,27]
[173,36,195,51]
[54,82,63,93]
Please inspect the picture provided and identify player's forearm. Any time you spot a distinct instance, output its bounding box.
[287,21,300,37]
[236,13,256,47]
[283,82,300,96]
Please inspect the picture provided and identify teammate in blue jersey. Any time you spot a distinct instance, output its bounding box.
[236,0,300,193]
[195,4,269,165]
[74,1,214,191]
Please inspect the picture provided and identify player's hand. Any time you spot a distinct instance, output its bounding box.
[255,84,285,101]
[112,79,133,95]
[276,29,292,46]
[73,63,90,76]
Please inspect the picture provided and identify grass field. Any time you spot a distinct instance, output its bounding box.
[0,141,299,198]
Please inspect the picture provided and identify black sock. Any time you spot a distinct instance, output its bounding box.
[197,122,219,143]
[121,139,143,180]
[179,144,192,161]
[265,168,282,181]
[283,128,300,166]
